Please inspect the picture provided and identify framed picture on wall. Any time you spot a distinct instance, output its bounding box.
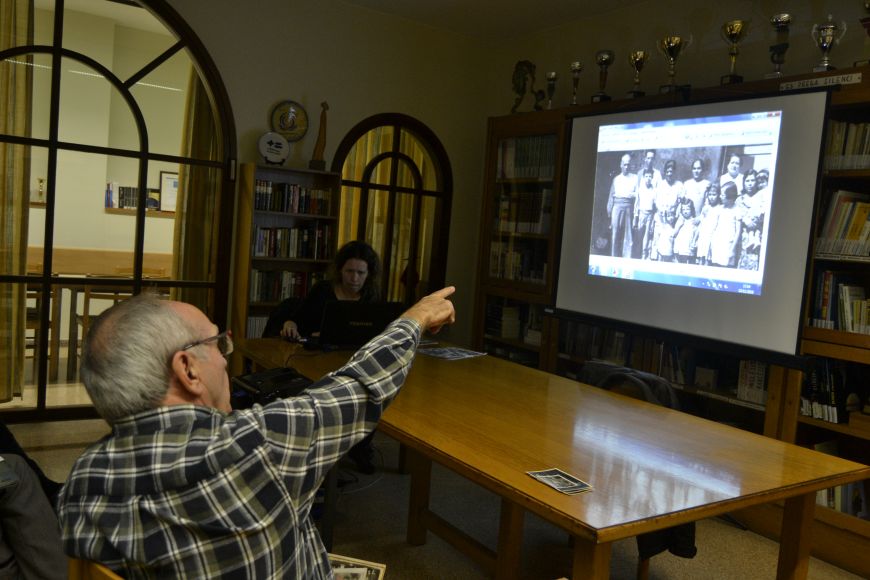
[160,171,179,212]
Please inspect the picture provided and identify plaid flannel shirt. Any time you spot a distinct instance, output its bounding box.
[57,318,421,579]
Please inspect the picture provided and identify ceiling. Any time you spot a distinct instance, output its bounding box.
[341,0,651,40]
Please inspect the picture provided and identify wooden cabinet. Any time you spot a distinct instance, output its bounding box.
[231,163,340,360]
[472,109,566,368]
[472,68,870,576]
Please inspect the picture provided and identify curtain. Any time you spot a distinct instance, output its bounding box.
[0,0,33,401]
[172,68,220,317]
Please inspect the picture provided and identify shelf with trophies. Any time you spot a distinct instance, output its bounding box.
[476,9,870,575]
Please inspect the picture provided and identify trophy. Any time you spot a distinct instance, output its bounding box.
[658,35,692,93]
[592,50,614,102]
[811,15,846,72]
[720,20,748,84]
[570,61,583,105]
[766,13,792,78]
[627,50,648,98]
[546,72,557,109]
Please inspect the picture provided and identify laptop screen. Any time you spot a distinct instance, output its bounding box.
[316,301,404,349]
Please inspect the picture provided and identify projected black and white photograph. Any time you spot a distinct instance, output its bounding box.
[584,110,781,296]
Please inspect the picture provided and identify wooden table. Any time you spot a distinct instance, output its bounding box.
[238,338,870,579]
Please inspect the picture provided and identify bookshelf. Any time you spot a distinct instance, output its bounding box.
[472,109,566,368]
[471,67,870,576]
[230,163,340,372]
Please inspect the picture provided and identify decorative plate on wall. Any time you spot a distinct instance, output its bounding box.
[270,100,308,142]
[258,131,290,165]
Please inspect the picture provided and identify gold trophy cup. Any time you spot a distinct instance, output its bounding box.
[811,15,846,72]
[592,50,615,103]
[627,50,648,98]
[658,35,691,93]
[721,19,748,84]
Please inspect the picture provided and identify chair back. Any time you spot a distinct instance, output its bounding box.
[68,558,122,580]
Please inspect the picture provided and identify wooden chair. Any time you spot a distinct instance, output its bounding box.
[67,558,122,580]
[24,285,56,381]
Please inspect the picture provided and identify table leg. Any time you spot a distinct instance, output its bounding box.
[48,286,61,381]
[572,536,611,579]
[406,448,431,546]
[495,498,524,580]
[66,288,79,382]
[776,492,814,580]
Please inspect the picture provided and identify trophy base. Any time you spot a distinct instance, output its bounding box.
[591,93,612,103]
[720,74,743,85]
[308,159,326,171]
[764,71,783,79]
[627,89,646,99]
[812,64,835,72]
[854,59,870,68]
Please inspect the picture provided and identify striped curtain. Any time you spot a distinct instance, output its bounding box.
[0,0,33,401]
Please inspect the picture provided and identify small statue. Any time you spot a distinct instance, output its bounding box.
[309,101,328,171]
[511,60,539,113]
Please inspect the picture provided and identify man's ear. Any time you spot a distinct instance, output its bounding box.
[169,350,204,396]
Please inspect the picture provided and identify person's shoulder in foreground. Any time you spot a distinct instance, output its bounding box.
[57,286,455,579]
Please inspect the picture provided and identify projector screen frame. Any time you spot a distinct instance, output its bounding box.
[551,88,831,366]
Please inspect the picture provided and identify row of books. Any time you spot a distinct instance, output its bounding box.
[813,440,869,519]
[495,188,553,235]
[824,120,870,170]
[488,241,547,283]
[253,179,333,216]
[815,189,870,257]
[737,359,767,405]
[801,359,854,424]
[496,134,557,180]
[246,316,268,340]
[808,270,870,334]
[249,269,324,304]
[105,184,147,209]
[252,224,332,260]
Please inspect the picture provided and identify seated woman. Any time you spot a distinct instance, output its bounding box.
[265,240,382,473]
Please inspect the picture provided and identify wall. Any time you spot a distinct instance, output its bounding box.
[165,0,489,344]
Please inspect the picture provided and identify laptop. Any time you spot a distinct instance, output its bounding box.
[312,301,404,350]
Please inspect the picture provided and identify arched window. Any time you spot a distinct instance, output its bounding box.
[332,114,452,304]
[0,0,235,419]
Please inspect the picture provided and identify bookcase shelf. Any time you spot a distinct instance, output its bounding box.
[231,163,340,371]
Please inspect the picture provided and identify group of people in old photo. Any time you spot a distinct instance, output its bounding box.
[598,149,771,271]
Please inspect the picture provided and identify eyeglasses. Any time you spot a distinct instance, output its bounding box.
[181,330,233,357]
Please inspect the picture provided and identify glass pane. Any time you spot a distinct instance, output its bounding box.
[0,282,35,408]
[162,162,222,284]
[394,157,419,190]
[365,189,390,256]
[399,129,437,190]
[342,126,394,182]
[337,185,361,246]
[0,144,47,276]
[1,52,52,141]
[130,53,193,158]
[53,149,137,275]
[387,192,415,301]
[62,1,176,77]
[57,56,139,150]
[416,195,437,295]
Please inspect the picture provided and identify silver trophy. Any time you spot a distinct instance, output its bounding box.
[570,61,583,105]
[720,20,748,84]
[627,50,648,98]
[546,72,557,109]
[592,50,614,102]
[811,15,846,72]
[658,34,692,93]
[766,14,792,78]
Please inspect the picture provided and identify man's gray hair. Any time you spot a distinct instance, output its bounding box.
[80,293,201,424]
